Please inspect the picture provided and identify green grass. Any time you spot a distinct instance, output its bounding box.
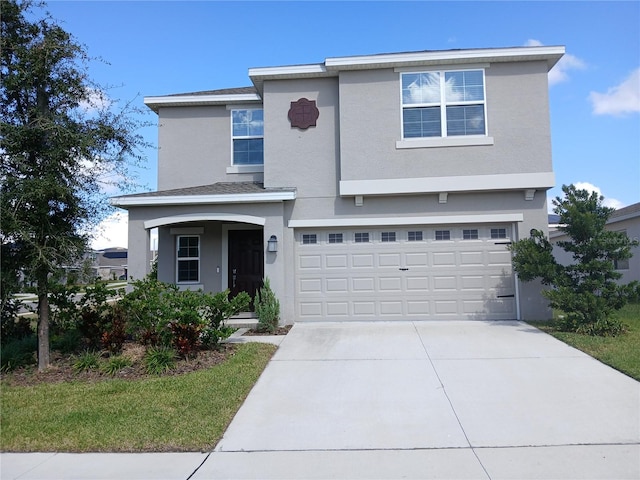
[0,342,276,452]
[528,302,640,381]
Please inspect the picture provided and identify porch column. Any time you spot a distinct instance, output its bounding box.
[126,211,151,282]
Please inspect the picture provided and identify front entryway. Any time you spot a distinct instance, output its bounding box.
[228,229,264,301]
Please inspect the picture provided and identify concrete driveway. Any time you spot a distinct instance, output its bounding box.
[198,320,640,479]
[3,320,639,479]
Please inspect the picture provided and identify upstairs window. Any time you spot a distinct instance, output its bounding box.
[232,109,264,165]
[401,70,486,139]
[177,236,199,283]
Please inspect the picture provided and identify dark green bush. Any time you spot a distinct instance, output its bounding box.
[0,335,37,371]
[254,278,280,333]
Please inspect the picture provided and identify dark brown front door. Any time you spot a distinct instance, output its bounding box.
[228,229,264,302]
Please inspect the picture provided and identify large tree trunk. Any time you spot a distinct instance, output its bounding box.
[37,292,50,371]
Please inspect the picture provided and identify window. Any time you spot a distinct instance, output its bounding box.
[491,228,507,239]
[177,236,199,283]
[381,231,396,242]
[463,229,479,240]
[232,109,264,165]
[408,231,423,241]
[435,230,451,241]
[302,234,317,245]
[328,233,343,244]
[355,232,370,243]
[401,70,486,138]
[614,230,630,270]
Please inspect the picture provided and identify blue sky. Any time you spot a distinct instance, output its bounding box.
[38,1,640,248]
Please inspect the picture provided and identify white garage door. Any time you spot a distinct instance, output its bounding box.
[295,224,516,321]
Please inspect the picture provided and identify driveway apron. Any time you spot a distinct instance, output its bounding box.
[198,320,640,480]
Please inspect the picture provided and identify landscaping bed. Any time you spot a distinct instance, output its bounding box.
[1,342,237,387]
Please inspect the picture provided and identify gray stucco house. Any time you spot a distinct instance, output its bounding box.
[550,202,640,285]
[112,45,565,323]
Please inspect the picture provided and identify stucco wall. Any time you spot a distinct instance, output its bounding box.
[337,61,552,182]
[263,77,340,199]
[157,104,263,191]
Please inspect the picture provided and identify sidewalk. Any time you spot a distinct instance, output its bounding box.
[2,320,639,479]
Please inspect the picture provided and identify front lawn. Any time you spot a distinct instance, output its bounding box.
[0,342,276,452]
[528,302,640,381]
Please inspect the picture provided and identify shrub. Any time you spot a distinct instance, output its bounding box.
[254,277,280,333]
[0,336,37,372]
[73,350,100,373]
[52,329,83,354]
[48,283,80,334]
[1,312,33,345]
[100,304,128,354]
[120,278,177,346]
[144,346,176,375]
[101,355,133,376]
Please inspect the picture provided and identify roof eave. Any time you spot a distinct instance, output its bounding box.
[110,191,297,208]
[143,93,263,113]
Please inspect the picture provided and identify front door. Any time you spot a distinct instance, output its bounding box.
[228,229,264,302]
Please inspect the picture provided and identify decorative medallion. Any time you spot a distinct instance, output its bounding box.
[288,98,319,130]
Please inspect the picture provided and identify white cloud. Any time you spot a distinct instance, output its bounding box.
[78,88,111,113]
[589,68,640,116]
[89,212,158,251]
[572,182,626,209]
[525,39,586,86]
[90,211,129,250]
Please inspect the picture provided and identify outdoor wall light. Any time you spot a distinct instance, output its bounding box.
[267,235,278,252]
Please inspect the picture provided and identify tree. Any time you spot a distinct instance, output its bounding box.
[510,184,639,335]
[1,0,148,370]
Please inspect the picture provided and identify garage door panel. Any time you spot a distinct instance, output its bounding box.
[326,278,348,292]
[325,254,348,268]
[433,252,456,266]
[326,302,349,316]
[295,225,516,321]
[352,254,374,268]
[299,255,322,269]
[379,277,402,292]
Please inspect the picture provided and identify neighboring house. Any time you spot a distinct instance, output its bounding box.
[95,248,128,281]
[550,202,640,285]
[112,45,565,322]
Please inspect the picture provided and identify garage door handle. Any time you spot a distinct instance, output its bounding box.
[399,268,409,271]
[494,242,512,245]
[497,294,515,298]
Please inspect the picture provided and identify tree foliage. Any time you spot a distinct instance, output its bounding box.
[1,0,149,370]
[510,184,639,335]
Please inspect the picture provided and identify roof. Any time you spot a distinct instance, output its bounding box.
[111,182,297,208]
[609,201,640,223]
[144,45,565,109]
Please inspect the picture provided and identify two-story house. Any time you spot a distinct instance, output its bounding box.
[112,45,564,323]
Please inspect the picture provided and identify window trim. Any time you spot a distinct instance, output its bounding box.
[462,229,479,240]
[328,233,343,244]
[176,235,200,284]
[381,231,397,243]
[399,68,489,144]
[354,232,370,243]
[302,233,317,245]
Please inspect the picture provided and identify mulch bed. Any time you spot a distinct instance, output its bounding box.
[1,342,238,387]
[242,325,292,336]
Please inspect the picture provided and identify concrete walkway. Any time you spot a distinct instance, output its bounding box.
[3,321,639,479]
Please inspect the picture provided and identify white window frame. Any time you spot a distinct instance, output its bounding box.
[381,231,397,242]
[231,108,264,167]
[462,229,479,240]
[355,232,370,243]
[408,231,423,242]
[302,234,317,245]
[399,68,488,141]
[328,233,343,244]
[435,230,451,241]
[176,235,200,284]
